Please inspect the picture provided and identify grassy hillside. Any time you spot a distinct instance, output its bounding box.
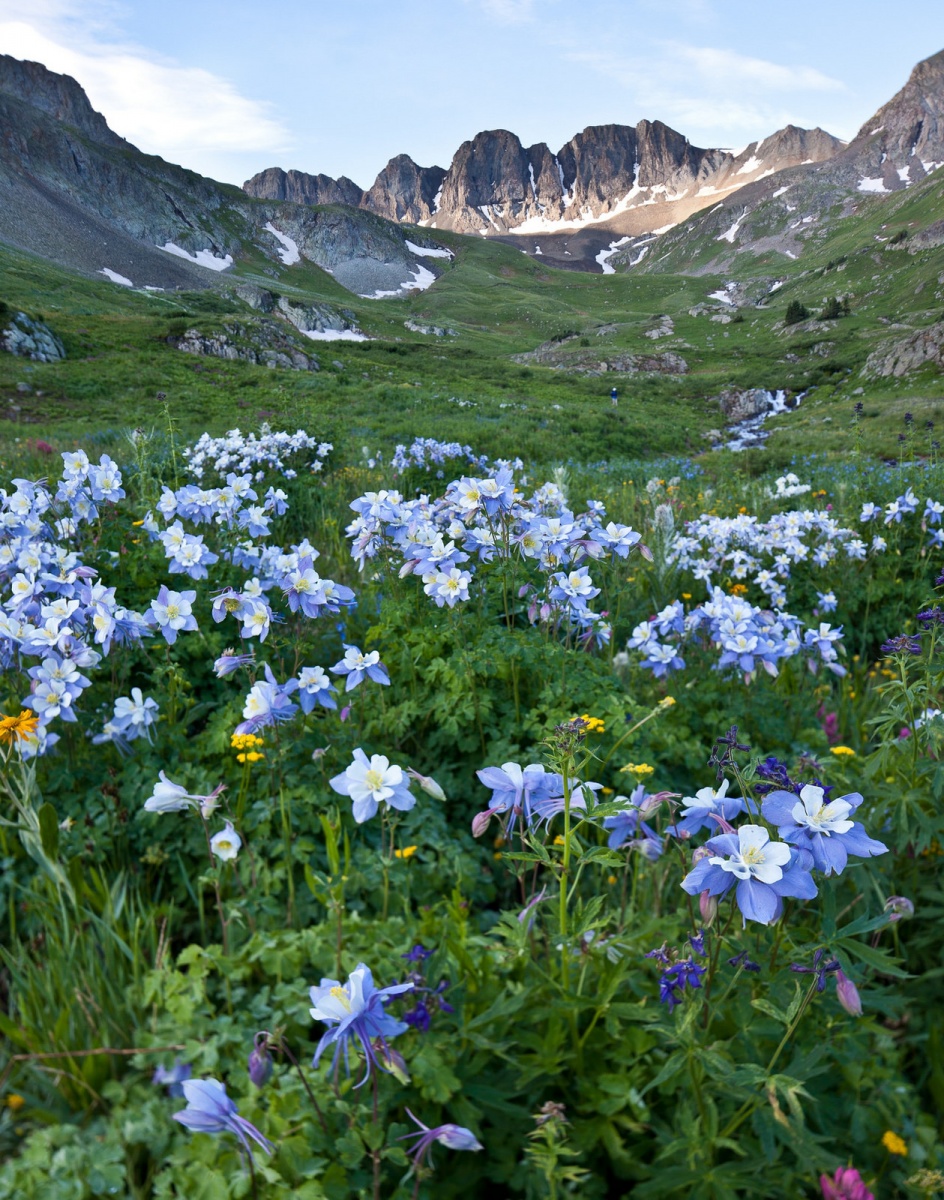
[2,180,943,469]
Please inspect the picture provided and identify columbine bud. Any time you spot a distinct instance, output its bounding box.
[691,845,712,864]
[699,890,719,926]
[471,810,492,838]
[436,1124,483,1151]
[248,1033,273,1088]
[407,768,446,802]
[834,970,862,1017]
[884,895,914,922]
[638,790,678,817]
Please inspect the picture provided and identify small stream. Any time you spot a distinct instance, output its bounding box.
[714,389,807,453]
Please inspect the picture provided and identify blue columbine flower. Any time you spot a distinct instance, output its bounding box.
[761,785,887,876]
[680,824,817,925]
[667,777,751,838]
[330,644,390,690]
[603,785,663,857]
[172,1078,272,1163]
[329,749,415,823]
[474,762,562,834]
[309,963,413,1085]
[153,1058,191,1097]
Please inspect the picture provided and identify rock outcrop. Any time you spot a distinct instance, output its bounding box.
[243,167,363,207]
[170,320,320,371]
[1,311,66,362]
[862,322,944,378]
[511,336,688,375]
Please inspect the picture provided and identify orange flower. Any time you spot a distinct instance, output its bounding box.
[0,711,39,744]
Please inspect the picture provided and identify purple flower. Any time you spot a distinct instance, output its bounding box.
[761,785,887,876]
[309,963,413,1085]
[835,969,862,1017]
[172,1078,272,1163]
[680,824,817,926]
[820,1166,874,1200]
[655,958,706,1011]
[880,634,922,655]
[603,785,663,857]
[248,1033,273,1088]
[153,1059,191,1097]
[790,948,840,991]
[399,1108,482,1171]
[474,762,562,834]
[214,650,255,678]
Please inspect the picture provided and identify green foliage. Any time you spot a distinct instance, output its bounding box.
[784,300,809,325]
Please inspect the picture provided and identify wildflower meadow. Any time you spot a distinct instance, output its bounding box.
[0,417,943,1200]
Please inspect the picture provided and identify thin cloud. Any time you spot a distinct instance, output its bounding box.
[470,0,536,24]
[668,43,846,93]
[0,10,291,181]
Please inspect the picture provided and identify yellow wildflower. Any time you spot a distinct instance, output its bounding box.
[882,1131,907,1156]
[660,696,676,707]
[681,592,692,600]
[730,583,749,596]
[6,1095,24,1112]
[231,733,264,751]
[578,714,606,733]
[607,875,618,885]
[553,835,566,846]
[0,711,39,744]
[620,762,655,778]
[831,746,856,757]
[394,845,417,859]
[236,751,265,764]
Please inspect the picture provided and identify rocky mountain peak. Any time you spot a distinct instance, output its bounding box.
[363,154,447,223]
[843,47,944,187]
[243,167,363,208]
[0,54,128,149]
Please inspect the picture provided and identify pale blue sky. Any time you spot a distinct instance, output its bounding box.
[1,0,942,185]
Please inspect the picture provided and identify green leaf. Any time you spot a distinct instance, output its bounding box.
[751,998,789,1026]
[37,802,59,859]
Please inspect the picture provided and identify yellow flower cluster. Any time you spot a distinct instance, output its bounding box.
[394,845,418,860]
[729,583,749,596]
[831,746,856,757]
[231,732,265,764]
[620,762,655,778]
[0,711,39,745]
[6,1094,24,1112]
[578,714,606,733]
[882,1130,908,1156]
[231,733,264,750]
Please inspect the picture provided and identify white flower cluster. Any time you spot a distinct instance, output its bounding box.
[183,426,333,481]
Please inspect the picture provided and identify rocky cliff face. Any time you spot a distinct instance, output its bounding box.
[244,117,842,246]
[0,54,453,297]
[363,155,447,223]
[243,167,363,207]
[0,55,129,150]
[625,49,944,275]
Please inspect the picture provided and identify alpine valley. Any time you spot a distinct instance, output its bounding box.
[0,46,942,461]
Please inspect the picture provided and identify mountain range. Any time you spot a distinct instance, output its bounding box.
[0,47,942,287]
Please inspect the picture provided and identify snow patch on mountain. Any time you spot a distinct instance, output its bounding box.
[264,223,300,266]
[159,243,233,271]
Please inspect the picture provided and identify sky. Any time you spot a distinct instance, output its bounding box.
[1,0,942,186]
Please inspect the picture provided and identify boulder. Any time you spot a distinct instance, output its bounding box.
[1,311,65,362]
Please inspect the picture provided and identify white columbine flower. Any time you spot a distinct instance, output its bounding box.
[210,821,242,861]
